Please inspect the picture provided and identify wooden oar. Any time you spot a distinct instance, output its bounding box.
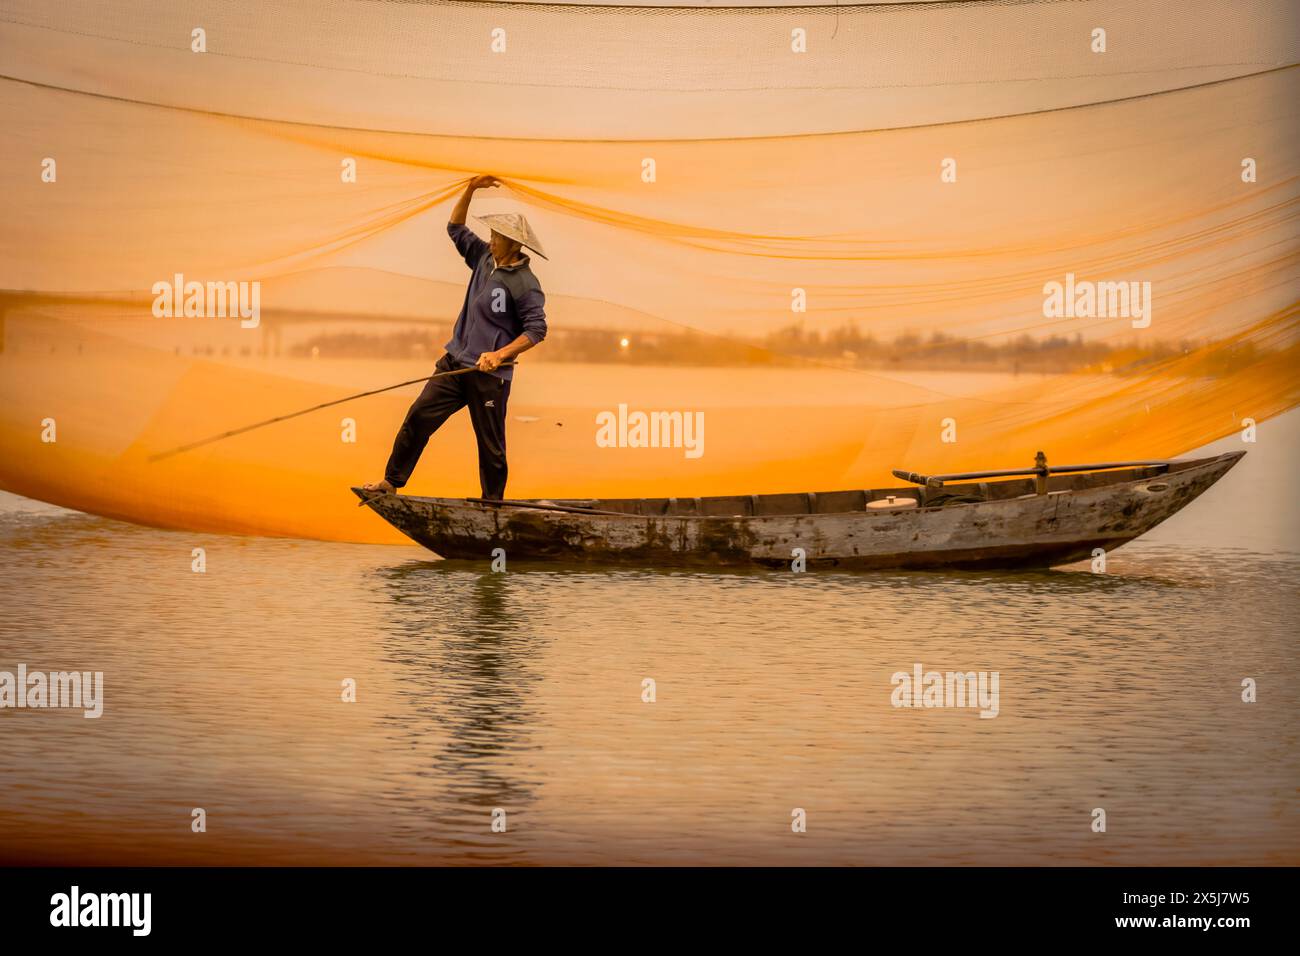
[355,491,626,515]
[893,459,1171,487]
[465,497,630,517]
[148,362,514,462]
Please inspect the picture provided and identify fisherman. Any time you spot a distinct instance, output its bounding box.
[363,175,547,500]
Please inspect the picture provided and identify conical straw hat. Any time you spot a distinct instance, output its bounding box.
[473,213,547,259]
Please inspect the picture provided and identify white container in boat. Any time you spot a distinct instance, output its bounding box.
[867,495,918,510]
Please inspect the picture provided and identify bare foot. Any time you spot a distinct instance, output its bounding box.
[362,479,395,495]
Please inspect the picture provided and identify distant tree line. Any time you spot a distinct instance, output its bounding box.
[290,323,1269,376]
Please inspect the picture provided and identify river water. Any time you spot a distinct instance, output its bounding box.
[1,414,1296,865]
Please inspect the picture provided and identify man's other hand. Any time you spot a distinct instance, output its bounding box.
[476,351,504,372]
[469,175,502,191]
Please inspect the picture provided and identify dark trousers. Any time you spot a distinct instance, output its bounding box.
[383,354,511,499]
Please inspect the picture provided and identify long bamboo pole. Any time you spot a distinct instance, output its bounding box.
[148,362,514,462]
[892,459,1171,487]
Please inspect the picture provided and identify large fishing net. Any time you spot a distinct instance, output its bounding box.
[1,0,1297,542]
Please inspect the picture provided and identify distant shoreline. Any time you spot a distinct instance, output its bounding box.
[288,324,1272,378]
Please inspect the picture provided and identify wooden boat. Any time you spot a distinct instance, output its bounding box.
[352,451,1243,570]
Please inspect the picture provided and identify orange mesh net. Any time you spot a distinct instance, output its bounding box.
[1,0,1297,542]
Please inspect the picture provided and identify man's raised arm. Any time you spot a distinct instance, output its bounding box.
[447,175,500,266]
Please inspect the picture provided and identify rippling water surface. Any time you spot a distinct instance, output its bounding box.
[1,424,1297,865]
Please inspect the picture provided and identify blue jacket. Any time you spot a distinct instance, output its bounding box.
[444,222,547,381]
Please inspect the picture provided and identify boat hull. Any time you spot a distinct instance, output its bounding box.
[354,452,1242,570]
